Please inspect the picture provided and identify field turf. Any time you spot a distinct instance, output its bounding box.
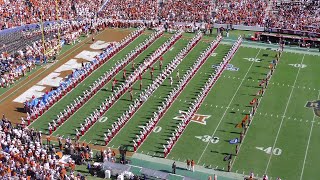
[30,29,320,180]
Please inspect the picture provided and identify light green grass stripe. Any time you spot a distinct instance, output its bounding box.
[30,34,150,131]
[107,39,213,148]
[137,44,231,156]
[53,36,170,137]
[79,38,195,146]
[231,53,306,178]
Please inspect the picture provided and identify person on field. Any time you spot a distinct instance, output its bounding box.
[172,162,176,174]
[191,160,195,172]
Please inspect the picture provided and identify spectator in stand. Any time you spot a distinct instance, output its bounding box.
[266,0,320,32]
[213,0,268,26]
[0,113,121,179]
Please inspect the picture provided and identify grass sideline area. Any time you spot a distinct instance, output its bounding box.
[27,29,320,180]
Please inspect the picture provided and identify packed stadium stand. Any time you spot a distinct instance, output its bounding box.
[0,0,319,179]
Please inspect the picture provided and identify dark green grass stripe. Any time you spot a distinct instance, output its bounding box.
[137,44,231,155]
[53,36,171,137]
[79,38,200,146]
[107,40,216,149]
[231,53,305,176]
[140,47,266,159]
[181,49,279,169]
[30,34,151,131]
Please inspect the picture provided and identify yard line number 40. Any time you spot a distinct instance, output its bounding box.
[256,146,282,156]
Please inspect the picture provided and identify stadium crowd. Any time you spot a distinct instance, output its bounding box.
[266,0,320,32]
[0,0,103,29]
[0,113,126,179]
[0,0,318,32]
[1,0,319,88]
[0,114,82,179]
[213,0,268,26]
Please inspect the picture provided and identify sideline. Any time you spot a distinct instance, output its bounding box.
[0,33,102,104]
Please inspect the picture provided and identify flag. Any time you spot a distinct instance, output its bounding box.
[256,89,262,96]
[243,115,248,122]
[250,98,256,105]
[235,122,242,128]
[223,154,232,161]
[259,79,265,87]
[229,138,239,144]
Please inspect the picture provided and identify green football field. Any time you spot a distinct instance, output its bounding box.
[29,29,320,180]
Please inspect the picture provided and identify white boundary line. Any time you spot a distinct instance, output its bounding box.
[0,32,103,104]
[264,54,306,173]
[197,49,262,164]
[299,90,320,180]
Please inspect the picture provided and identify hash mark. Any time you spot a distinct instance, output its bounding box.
[111,145,114,148]
[306,120,308,122]
[300,119,302,122]
[221,106,224,109]
[288,117,291,119]
[237,109,239,111]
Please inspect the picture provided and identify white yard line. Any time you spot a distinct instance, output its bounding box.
[197,49,261,164]
[231,52,282,169]
[264,54,305,174]
[299,90,320,180]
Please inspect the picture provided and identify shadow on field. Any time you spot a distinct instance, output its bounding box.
[15,107,25,113]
